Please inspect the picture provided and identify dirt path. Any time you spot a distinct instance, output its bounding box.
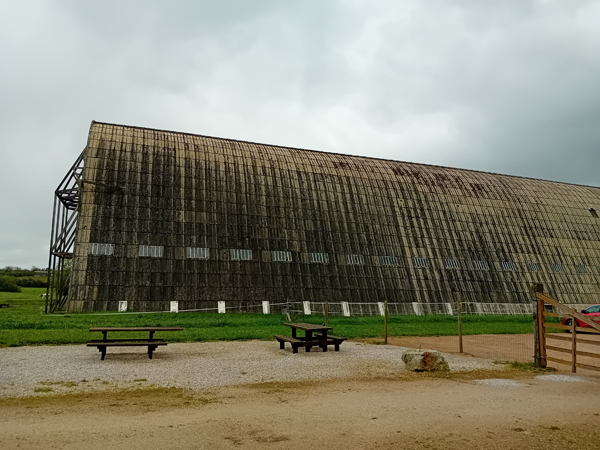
[384,333,600,372]
[385,334,534,362]
[1,371,599,450]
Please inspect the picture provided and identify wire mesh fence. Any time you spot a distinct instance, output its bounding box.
[281,301,536,363]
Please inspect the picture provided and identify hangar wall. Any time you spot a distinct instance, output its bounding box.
[66,121,600,312]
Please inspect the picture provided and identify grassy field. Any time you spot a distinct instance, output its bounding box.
[0,288,535,347]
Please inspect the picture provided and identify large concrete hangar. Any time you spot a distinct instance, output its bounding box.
[47,121,600,313]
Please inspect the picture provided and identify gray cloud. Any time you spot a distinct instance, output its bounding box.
[1,0,599,267]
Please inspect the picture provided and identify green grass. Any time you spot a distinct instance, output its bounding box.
[509,361,557,373]
[0,288,536,347]
[33,387,54,393]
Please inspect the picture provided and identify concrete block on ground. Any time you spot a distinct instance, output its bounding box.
[402,350,450,372]
[303,301,311,315]
[412,302,423,316]
[341,302,350,317]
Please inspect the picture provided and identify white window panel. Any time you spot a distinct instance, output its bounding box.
[309,253,329,264]
[346,254,364,265]
[139,245,164,258]
[271,251,292,262]
[526,262,541,272]
[187,247,209,259]
[550,263,564,272]
[88,243,114,256]
[574,264,587,273]
[412,257,430,268]
[380,255,397,266]
[443,259,460,269]
[231,249,252,261]
[473,260,489,270]
[501,261,516,271]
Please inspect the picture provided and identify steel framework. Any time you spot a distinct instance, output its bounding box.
[45,150,85,313]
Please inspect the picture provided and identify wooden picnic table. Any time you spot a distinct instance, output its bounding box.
[87,327,183,360]
[274,323,346,353]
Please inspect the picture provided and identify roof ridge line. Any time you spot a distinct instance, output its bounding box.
[89,120,600,191]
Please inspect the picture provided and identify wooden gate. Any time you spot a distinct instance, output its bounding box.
[534,286,600,373]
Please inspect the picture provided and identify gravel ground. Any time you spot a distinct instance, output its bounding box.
[0,341,503,398]
[534,374,589,382]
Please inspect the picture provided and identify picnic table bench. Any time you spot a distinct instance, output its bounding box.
[87,327,183,360]
[274,323,347,353]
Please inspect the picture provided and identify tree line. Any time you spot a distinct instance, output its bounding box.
[0,266,48,292]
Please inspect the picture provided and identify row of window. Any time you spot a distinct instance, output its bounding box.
[412,257,588,273]
[89,243,365,265]
[88,243,594,273]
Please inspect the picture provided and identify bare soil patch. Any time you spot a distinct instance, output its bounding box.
[2,339,600,449]
[1,371,599,450]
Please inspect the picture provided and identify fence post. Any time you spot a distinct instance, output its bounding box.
[571,315,577,373]
[324,302,329,327]
[384,300,388,344]
[532,284,547,368]
[457,301,463,354]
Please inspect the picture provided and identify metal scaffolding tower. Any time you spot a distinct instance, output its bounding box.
[45,150,85,313]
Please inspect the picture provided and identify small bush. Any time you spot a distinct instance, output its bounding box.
[0,276,21,292]
[34,387,53,393]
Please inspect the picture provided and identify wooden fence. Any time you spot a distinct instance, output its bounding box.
[533,285,600,373]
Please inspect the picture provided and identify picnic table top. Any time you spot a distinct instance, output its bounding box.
[89,327,184,332]
[284,323,333,331]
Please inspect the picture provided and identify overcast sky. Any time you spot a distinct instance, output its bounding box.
[1,0,600,269]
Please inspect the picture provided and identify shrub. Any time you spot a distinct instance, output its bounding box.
[16,277,48,288]
[0,276,21,292]
[0,267,35,277]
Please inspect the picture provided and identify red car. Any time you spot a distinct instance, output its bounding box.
[562,304,600,329]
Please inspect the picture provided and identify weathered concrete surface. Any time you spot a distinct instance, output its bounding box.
[66,121,600,312]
